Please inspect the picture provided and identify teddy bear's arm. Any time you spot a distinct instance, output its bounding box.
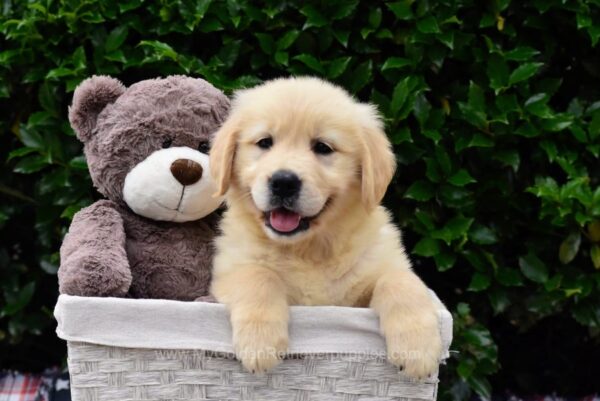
[58,199,132,297]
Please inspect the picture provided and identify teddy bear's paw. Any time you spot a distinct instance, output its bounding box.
[233,319,288,374]
[59,254,131,297]
[384,315,442,380]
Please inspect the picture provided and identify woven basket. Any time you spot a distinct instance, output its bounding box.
[55,295,453,401]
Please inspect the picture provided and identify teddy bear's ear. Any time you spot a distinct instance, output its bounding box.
[68,76,126,142]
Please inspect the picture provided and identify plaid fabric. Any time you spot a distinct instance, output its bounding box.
[0,372,43,401]
[0,369,69,401]
[492,395,600,401]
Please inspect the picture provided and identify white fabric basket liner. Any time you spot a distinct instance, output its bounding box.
[55,294,452,359]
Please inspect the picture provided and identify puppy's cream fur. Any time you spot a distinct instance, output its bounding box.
[209,77,442,378]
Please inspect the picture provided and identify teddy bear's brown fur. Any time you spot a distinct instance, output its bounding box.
[58,75,229,300]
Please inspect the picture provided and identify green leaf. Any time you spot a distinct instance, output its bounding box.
[0,82,9,98]
[274,51,289,66]
[138,40,178,60]
[541,114,573,132]
[496,267,524,286]
[2,282,35,316]
[255,33,275,54]
[71,47,86,71]
[448,169,476,186]
[493,149,520,171]
[457,359,475,379]
[540,140,558,162]
[413,92,431,127]
[390,78,409,116]
[13,155,48,174]
[300,5,328,28]
[589,221,600,242]
[469,224,498,244]
[276,30,300,50]
[508,62,543,86]
[416,16,440,33]
[194,0,212,18]
[69,155,88,170]
[458,102,487,129]
[119,0,143,12]
[8,147,38,161]
[576,12,592,29]
[468,272,491,291]
[519,252,549,283]
[415,210,435,230]
[349,60,372,93]
[468,81,485,112]
[434,252,457,271]
[45,67,74,79]
[524,93,551,118]
[496,94,520,114]
[487,54,509,92]
[332,30,350,47]
[381,57,412,71]
[558,233,581,264]
[545,274,563,291]
[446,215,474,237]
[435,147,452,175]
[404,180,435,201]
[439,185,472,208]
[386,1,413,20]
[569,124,587,143]
[327,57,352,78]
[413,237,441,257]
[19,127,44,149]
[455,132,494,152]
[432,215,474,244]
[40,258,58,274]
[590,111,600,140]
[293,54,325,74]
[390,126,412,144]
[591,245,600,269]
[332,0,359,19]
[468,376,492,400]
[504,46,540,61]
[488,288,511,314]
[515,122,540,137]
[587,25,600,46]
[422,130,441,143]
[81,11,105,23]
[368,7,382,28]
[105,50,127,63]
[105,26,129,53]
[425,157,442,183]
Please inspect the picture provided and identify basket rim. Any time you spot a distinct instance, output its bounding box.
[55,294,452,358]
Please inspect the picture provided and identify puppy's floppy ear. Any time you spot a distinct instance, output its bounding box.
[69,75,125,142]
[358,104,397,210]
[210,116,239,197]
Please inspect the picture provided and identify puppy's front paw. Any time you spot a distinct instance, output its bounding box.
[233,320,288,374]
[384,314,442,379]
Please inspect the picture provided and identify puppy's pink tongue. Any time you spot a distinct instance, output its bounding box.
[270,209,301,232]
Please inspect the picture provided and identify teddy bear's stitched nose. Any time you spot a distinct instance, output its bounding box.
[170,159,203,186]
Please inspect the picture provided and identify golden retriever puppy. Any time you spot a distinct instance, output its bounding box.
[209,77,442,379]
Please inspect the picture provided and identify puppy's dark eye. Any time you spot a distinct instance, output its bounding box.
[198,140,210,154]
[162,137,173,148]
[256,137,273,150]
[313,141,334,155]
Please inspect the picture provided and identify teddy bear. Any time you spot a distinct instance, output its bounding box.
[58,75,230,301]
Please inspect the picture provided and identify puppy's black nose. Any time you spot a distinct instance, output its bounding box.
[171,159,203,186]
[270,170,302,199]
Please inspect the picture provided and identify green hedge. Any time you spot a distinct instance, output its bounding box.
[1,0,599,397]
